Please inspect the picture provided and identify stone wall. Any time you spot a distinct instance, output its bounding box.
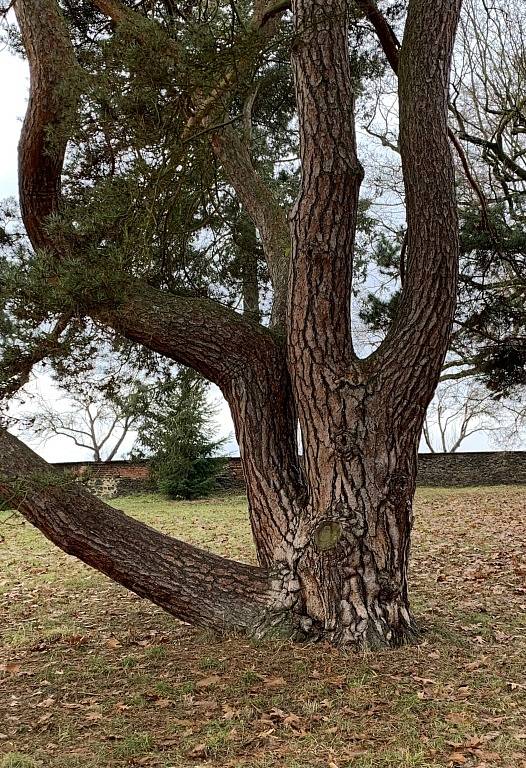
[417,451,526,487]
[52,451,526,498]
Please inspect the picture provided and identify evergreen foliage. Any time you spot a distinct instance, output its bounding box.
[359,204,526,393]
[134,370,225,500]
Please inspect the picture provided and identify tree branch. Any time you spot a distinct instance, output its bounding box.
[14,0,80,251]
[458,131,526,182]
[0,428,270,631]
[91,0,130,23]
[373,0,462,414]
[355,0,401,74]
[94,281,285,388]
[210,127,290,326]
[0,314,71,402]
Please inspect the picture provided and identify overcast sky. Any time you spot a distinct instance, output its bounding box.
[0,35,498,461]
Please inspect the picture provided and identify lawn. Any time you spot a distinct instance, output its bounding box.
[1,487,525,768]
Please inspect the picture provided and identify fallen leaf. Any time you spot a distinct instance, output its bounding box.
[445,712,471,724]
[189,743,207,758]
[36,697,55,708]
[283,713,302,728]
[154,698,172,708]
[257,727,275,738]
[449,752,468,765]
[0,663,21,675]
[85,712,103,721]
[222,705,239,720]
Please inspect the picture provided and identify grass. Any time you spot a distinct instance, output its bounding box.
[1,487,526,767]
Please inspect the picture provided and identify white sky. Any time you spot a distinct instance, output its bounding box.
[0,36,499,461]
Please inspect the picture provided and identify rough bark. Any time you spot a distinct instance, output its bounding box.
[278,0,422,646]
[15,0,79,251]
[3,0,463,648]
[0,429,270,631]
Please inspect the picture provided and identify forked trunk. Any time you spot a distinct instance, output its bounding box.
[2,0,461,651]
[244,388,420,647]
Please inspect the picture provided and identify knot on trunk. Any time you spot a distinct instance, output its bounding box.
[378,574,403,601]
[389,470,409,494]
[313,520,342,552]
[333,429,355,458]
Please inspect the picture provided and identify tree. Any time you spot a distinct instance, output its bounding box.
[0,0,462,648]
[21,385,145,461]
[134,371,225,500]
[422,380,502,453]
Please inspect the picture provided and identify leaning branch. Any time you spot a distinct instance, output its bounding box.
[0,428,270,630]
[210,127,290,326]
[0,314,71,401]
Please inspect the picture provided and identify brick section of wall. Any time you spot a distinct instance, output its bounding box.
[54,460,153,498]
[52,451,526,498]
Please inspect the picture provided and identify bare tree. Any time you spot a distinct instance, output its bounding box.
[452,0,526,215]
[422,381,502,453]
[22,388,140,461]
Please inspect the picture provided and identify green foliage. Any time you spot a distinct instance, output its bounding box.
[134,370,225,500]
[0,0,396,408]
[456,205,526,391]
[358,204,526,393]
[0,0,407,406]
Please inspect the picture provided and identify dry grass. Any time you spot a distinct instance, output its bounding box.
[1,487,525,768]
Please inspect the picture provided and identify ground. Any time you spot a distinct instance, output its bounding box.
[1,487,525,768]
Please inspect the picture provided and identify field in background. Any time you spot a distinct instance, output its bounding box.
[1,488,525,768]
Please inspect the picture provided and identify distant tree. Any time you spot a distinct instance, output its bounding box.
[21,384,147,461]
[422,381,502,453]
[134,371,225,500]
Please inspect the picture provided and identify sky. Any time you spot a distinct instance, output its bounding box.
[0,28,501,461]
